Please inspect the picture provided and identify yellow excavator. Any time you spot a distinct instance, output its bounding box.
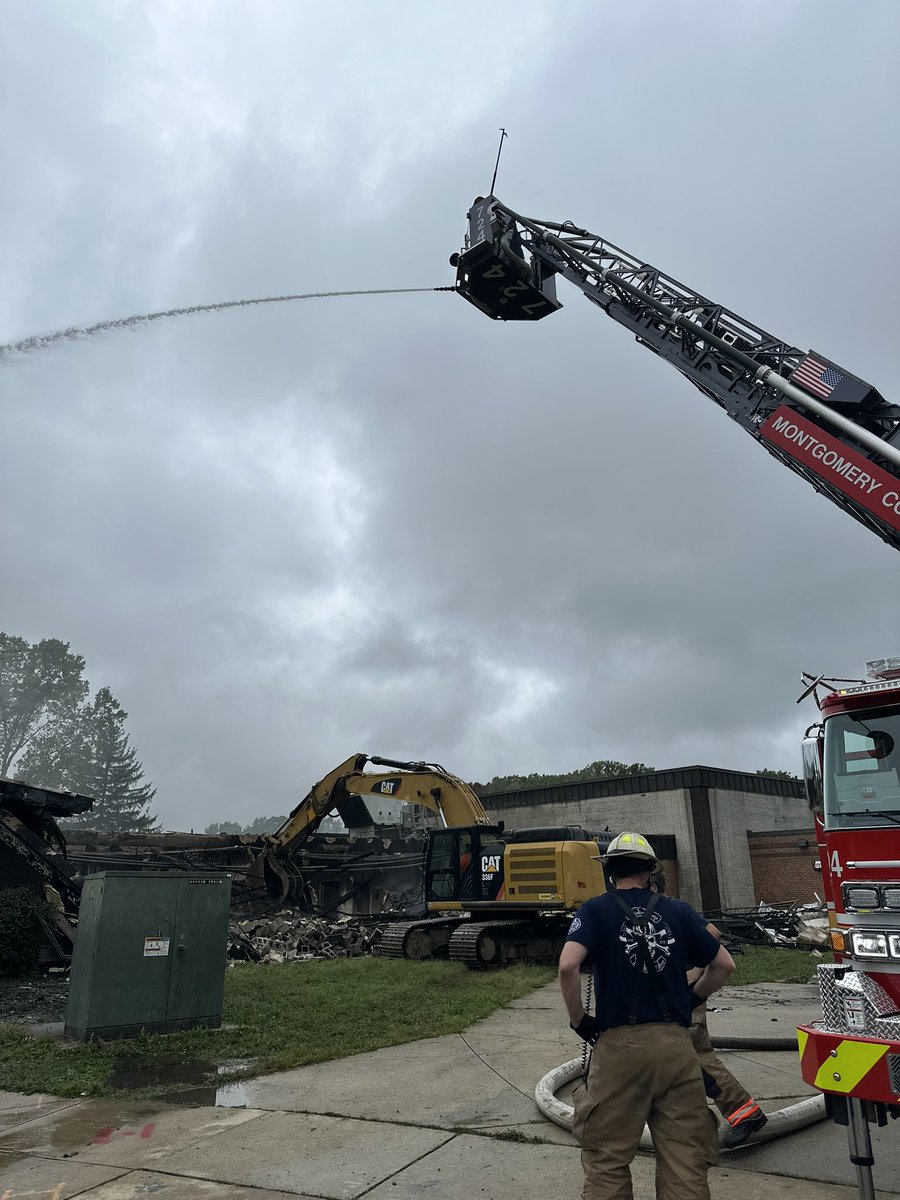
[251,753,607,965]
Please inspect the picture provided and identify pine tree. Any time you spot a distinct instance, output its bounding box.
[56,688,158,832]
[3,632,159,831]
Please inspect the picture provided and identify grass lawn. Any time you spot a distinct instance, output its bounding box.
[0,958,555,1101]
[0,947,820,1102]
[729,945,820,986]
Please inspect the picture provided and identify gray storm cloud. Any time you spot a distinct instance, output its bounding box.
[2,0,898,829]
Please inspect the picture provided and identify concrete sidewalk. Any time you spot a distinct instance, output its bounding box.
[1,980,898,1199]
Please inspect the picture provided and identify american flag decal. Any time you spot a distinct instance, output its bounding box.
[790,354,844,399]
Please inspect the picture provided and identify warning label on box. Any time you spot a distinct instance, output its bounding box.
[143,936,170,957]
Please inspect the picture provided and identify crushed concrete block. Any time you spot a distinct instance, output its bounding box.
[228,908,388,963]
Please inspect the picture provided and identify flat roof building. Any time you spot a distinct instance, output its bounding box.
[480,765,815,911]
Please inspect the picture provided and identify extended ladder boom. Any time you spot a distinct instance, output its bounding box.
[452,197,900,551]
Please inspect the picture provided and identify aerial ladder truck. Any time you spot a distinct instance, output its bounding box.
[451,197,900,549]
[451,196,900,1197]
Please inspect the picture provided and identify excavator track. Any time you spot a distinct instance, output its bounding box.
[378,917,464,960]
[448,917,569,967]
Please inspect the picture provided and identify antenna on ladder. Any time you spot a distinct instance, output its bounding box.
[489,128,507,196]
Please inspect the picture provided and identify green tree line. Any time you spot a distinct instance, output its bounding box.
[473,759,655,795]
[203,815,288,835]
[473,762,800,795]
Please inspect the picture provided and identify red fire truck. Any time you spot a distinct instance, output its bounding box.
[451,195,900,1193]
[798,665,900,1155]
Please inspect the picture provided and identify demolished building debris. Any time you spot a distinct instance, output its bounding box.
[229,910,386,963]
[0,777,94,961]
[62,826,427,918]
[225,899,829,966]
[707,901,829,948]
[3,775,828,970]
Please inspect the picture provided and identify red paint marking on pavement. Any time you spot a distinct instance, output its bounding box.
[89,1122,154,1146]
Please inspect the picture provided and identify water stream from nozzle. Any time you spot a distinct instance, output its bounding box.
[0,286,446,359]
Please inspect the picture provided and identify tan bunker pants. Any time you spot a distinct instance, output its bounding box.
[690,1002,759,1129]
[573,1022,718,1200]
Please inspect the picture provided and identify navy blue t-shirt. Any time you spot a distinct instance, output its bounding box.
[565,888,719,1030]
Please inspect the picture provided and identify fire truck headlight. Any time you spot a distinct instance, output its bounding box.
[844,885,881,910]
[889,935,900,958]
[850,930,890,959]
[882,886,900,910]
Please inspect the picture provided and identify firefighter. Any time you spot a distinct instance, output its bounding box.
[650,871,768,1147]
[559,832,735,1200]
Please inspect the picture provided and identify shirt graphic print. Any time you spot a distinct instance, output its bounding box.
[617,904,676,973]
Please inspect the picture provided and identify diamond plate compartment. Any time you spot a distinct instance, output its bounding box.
[816,962,900,1040]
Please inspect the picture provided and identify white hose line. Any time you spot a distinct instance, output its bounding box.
[534,1057,827,1150]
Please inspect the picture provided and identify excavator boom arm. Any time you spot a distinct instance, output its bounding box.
[268,753,489,856]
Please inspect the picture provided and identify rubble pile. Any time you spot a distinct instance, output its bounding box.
[710,900,829,949]
[229,909,386,964]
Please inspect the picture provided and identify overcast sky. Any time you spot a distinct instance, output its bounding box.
[2,1,899,830]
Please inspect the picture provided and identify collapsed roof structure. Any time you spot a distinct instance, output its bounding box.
[0,776,94,959]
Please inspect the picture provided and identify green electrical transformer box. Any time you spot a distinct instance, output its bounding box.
[65,871,232,1040]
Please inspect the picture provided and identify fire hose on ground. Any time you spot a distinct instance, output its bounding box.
[534,1034,827,1149]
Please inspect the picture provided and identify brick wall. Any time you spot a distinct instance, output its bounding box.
[748,829,820,905]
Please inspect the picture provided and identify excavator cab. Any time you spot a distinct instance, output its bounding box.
[425,825,506,907]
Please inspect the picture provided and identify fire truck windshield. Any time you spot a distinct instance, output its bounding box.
[824,707,900,829]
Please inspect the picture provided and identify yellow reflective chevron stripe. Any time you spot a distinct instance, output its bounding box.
[796,1028,809,1059]
[813,1039,889,1094]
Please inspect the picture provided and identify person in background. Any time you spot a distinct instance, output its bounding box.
[560,832,735,1200]
[650,870,768,1148]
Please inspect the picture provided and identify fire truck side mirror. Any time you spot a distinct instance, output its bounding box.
[801,736,824,811]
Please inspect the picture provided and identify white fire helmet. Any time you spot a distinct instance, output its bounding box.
[596,831,659,871]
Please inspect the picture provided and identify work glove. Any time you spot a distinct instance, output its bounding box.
[570,1013,601,1045]
[688,988,705,1009]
